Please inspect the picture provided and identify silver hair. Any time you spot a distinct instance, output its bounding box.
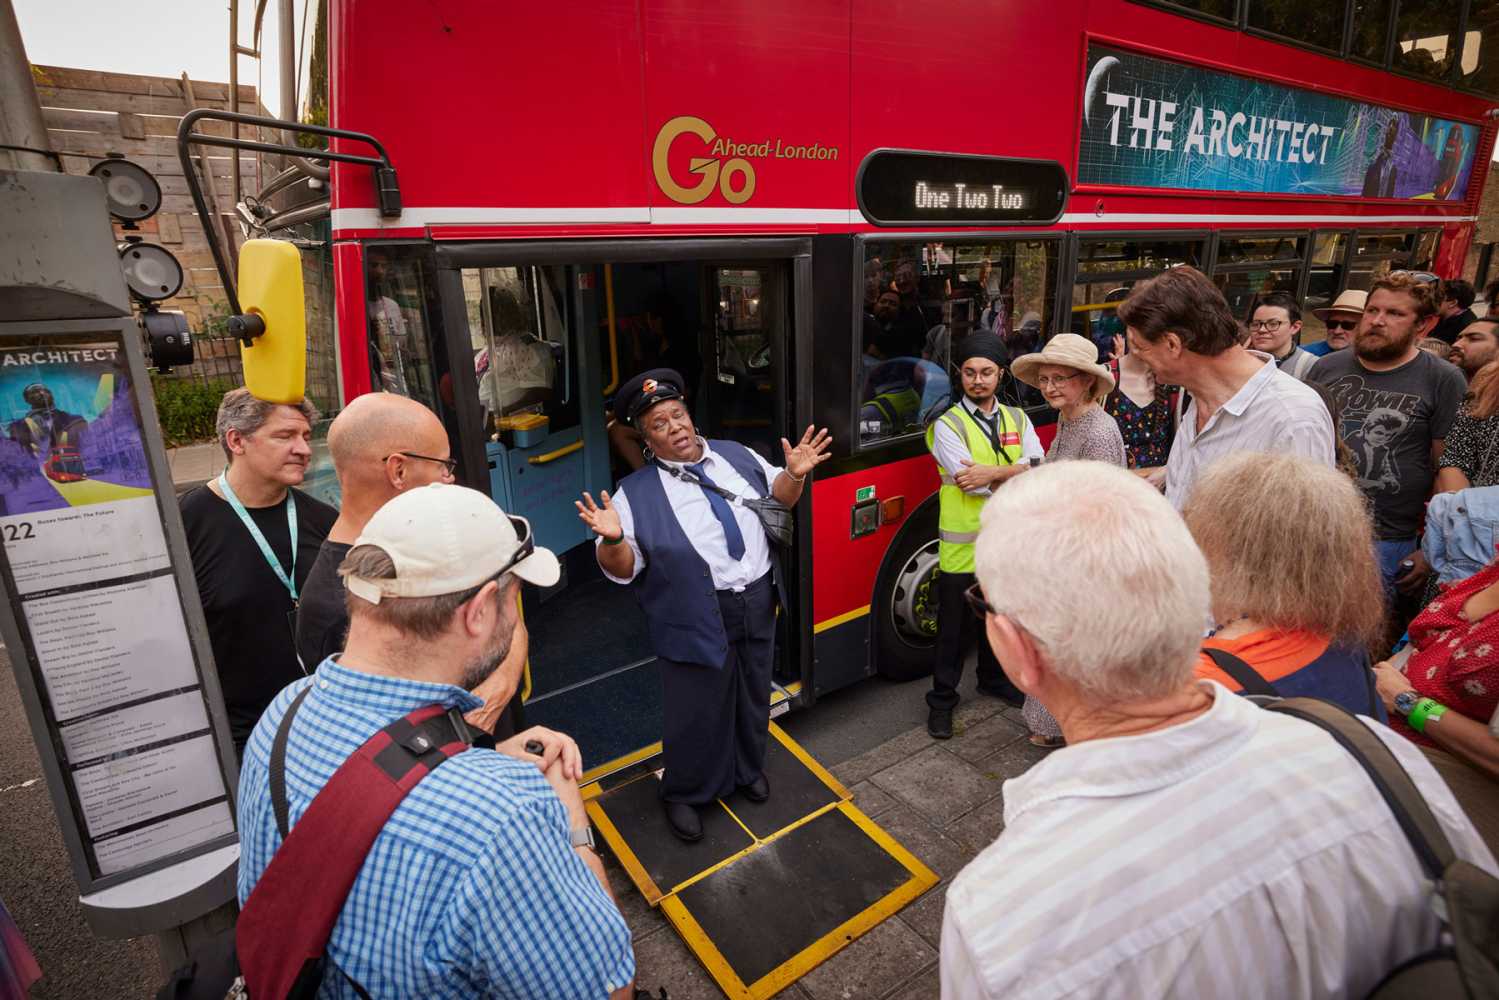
[973,460,1210,702]
[214,387,319,462]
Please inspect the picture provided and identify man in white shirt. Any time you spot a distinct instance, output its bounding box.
[1116,266,1335,509]
[941,460,1496,1000]
[575,369,831,842]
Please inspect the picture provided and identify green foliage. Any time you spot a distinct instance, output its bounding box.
[151,376,234,447]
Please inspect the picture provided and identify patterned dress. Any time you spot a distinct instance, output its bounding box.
[1103,359,1179,469]
[1437,408,1499,488]
[1394,558,1499,747]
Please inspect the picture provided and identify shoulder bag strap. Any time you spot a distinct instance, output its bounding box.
[1202,648,1280,698]
[270,685,314,841]
[656,459,740,503]
[1267,697,1455,880]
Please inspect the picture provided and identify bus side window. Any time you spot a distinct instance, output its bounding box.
[365,247,444,412]
[461,266,574,436]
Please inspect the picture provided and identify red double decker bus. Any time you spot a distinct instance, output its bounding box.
[199,0,1498,784]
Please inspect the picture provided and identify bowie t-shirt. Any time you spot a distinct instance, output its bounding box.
[1308,350,1466,540]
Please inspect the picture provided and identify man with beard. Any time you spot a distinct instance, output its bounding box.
[1309,273,1466,599]
[1449,319,1499,381]
[8,383,88,478]
[237,484,636,998]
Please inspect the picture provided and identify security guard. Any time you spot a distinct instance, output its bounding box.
[924,333,1042,739]
[575,369,831,842]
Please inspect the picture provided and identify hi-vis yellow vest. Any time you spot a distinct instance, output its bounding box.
[924,402,1025,573]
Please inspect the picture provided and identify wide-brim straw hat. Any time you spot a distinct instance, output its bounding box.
[1313,288,1368,321]
[1012,333,1115,401]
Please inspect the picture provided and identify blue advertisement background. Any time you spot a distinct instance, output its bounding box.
[1078,45,1479,201]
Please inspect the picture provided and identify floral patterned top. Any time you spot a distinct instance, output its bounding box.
[1395,557,1499,747]
[1437,408,1499,488]
[1046,405,1127,466]
[1103,359,1179,470]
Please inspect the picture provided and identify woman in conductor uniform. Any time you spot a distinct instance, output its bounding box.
[576,368,832,842]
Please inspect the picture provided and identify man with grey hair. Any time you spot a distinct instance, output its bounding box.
[940,461,1496,1000]
[180,387,336,756]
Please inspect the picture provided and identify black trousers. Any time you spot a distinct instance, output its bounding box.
[927,569,1017,711]
[660,573,776,805]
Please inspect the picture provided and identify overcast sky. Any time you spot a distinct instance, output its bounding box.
[14,0,292,114]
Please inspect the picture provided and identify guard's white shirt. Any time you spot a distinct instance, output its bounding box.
[941,681,1497,1000]
[600,438,782,591]
[930,397,1044,497]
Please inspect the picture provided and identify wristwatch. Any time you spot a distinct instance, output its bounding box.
[570,825,596,851]
[1393,690,1420,717]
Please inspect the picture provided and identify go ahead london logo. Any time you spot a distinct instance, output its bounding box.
[651,116,840,205]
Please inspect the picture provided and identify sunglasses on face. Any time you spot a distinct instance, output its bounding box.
[1324,319,1359,331]
[384,451,458,476]
[964,581,996,619]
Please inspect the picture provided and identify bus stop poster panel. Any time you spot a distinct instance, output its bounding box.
[1078,44,1481,202]
[0,337,234,880]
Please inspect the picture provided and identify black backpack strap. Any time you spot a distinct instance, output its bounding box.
[271,685,315,841]
[1267,697,1456,881]
[1203,648,1280,699]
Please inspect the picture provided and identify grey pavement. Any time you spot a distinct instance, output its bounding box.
[164,441,225,494]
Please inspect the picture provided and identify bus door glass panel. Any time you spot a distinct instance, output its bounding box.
[1303,231,1352,346]
[1460,4,1499,95]
[364,245,464,467]
[1411,230,1441,272]
[1070,236,1205,366]
[460,265,589,557]
[1348,233,1415,291]
[1210,233,1306,325]
[860,239,1058,442]
[701,265,782,463]
[1395,0,1461,81]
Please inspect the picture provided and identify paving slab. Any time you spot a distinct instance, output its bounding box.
[973,732,1056,783]
[951,693,1010,729]
[848,779,900,820]
[797,916,937,1000]
[871,745,1003,827]
[829,725,934,787]
[868,804,975,882]
[885,964,941,1000]
[632,922,734,1000]
[943,800,1005,856]
[896,882,947,950]
[945,711,1027,763]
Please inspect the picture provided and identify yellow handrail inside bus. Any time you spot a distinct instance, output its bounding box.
[528,440,585,465]
[603,264,621,395]
[1072,302,1123,312]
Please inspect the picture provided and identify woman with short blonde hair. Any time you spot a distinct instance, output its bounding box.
[1183,451,1386,715]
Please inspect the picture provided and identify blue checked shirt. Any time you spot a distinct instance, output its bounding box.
[237,658,634,999]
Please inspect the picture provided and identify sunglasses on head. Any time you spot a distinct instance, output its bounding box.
[1390,270,1440,285]
[964,581,996,619]
[493,514,535,579]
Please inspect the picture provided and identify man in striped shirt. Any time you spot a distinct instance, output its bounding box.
[941,461,1496,1000]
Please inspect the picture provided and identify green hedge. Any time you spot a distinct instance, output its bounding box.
[151,376,235,447]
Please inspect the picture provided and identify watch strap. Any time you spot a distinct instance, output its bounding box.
[570,825,596,850]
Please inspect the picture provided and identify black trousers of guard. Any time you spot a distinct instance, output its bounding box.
[660,573,776,805]
[927,569,1019,711]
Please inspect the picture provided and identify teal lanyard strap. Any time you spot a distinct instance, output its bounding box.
[218,472,299,601]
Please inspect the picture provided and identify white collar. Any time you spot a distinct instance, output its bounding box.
[655,437,713,471]
[1217,351,1279,419]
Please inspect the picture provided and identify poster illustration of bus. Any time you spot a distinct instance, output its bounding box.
[0,343,153,516]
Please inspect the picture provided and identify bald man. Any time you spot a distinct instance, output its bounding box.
[294,392,455,673]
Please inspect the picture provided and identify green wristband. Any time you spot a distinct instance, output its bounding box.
[1408,697,1448,733]
[600,532,625,546]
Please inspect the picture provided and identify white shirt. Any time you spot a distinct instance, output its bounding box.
[1165,351,1335,510]
[941,681,1497,1000]
[600,438,782,591]
[931,397,1045,497]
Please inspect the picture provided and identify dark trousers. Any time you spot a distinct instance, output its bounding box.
[660,574,776,805]
[927,569,1016,711]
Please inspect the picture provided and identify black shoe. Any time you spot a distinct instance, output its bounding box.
[664,801,703,842]
[739,774,769,803]
[976,683,1024,708]
[927,707,953,740]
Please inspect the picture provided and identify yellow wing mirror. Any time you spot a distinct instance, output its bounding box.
[231,239,306,404]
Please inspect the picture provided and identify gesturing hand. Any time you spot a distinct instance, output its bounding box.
[781,425,833,478]
[575,490,623,542]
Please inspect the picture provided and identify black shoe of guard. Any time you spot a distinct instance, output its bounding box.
[927,707,954,740]
[664,800,703,842]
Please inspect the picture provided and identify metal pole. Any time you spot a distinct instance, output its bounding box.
[0,0,57,173]
[279,0,296,125]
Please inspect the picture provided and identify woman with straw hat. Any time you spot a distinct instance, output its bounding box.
[1010,334,1128,746]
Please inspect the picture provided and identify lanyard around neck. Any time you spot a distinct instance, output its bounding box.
[218,472,299,601]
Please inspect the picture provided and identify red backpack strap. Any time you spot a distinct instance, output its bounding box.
[236,697,475,999]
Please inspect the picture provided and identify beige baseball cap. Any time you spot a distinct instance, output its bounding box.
[344,483,560,604]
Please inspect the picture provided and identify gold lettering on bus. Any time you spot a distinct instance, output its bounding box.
[651,115,837,206]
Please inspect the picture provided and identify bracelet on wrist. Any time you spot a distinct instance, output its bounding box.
[1408,697,1448,733]
[600,532,625,546]
[783,469,806,483]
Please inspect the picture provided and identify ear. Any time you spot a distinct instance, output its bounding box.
[985,613,1044,693]
[1417,314,1440,337]
[461,580,501,638]
[384,453,406,490]
[224,427,248,456]
[1162,331,1186,356]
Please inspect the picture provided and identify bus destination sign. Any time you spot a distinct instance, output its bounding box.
[856,150,1068,227]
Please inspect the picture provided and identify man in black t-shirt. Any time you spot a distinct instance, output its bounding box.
[296,392,455,678]
[180,389,336,757]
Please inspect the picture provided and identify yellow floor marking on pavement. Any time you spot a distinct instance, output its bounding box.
[49,479,153,506]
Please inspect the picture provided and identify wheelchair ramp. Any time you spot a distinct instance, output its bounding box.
[585,724,938,999]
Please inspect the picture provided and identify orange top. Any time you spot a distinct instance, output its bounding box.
[1196,629,1331,688]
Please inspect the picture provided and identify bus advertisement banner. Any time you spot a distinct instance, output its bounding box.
[1078,44,1480,202]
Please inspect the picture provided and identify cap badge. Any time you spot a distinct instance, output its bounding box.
[642,378,658,393]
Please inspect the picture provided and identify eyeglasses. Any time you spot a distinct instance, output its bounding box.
[1036,373,1081,388]
[964,581,996,619]
[384,451,458,476]
[1248,319,1286,332]
[1324,318,1359,331]
[493,514,535,580]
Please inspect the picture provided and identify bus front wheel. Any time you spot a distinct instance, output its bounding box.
[872,500,940,681]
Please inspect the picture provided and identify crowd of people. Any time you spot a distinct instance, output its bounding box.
[170,261,1499,996]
